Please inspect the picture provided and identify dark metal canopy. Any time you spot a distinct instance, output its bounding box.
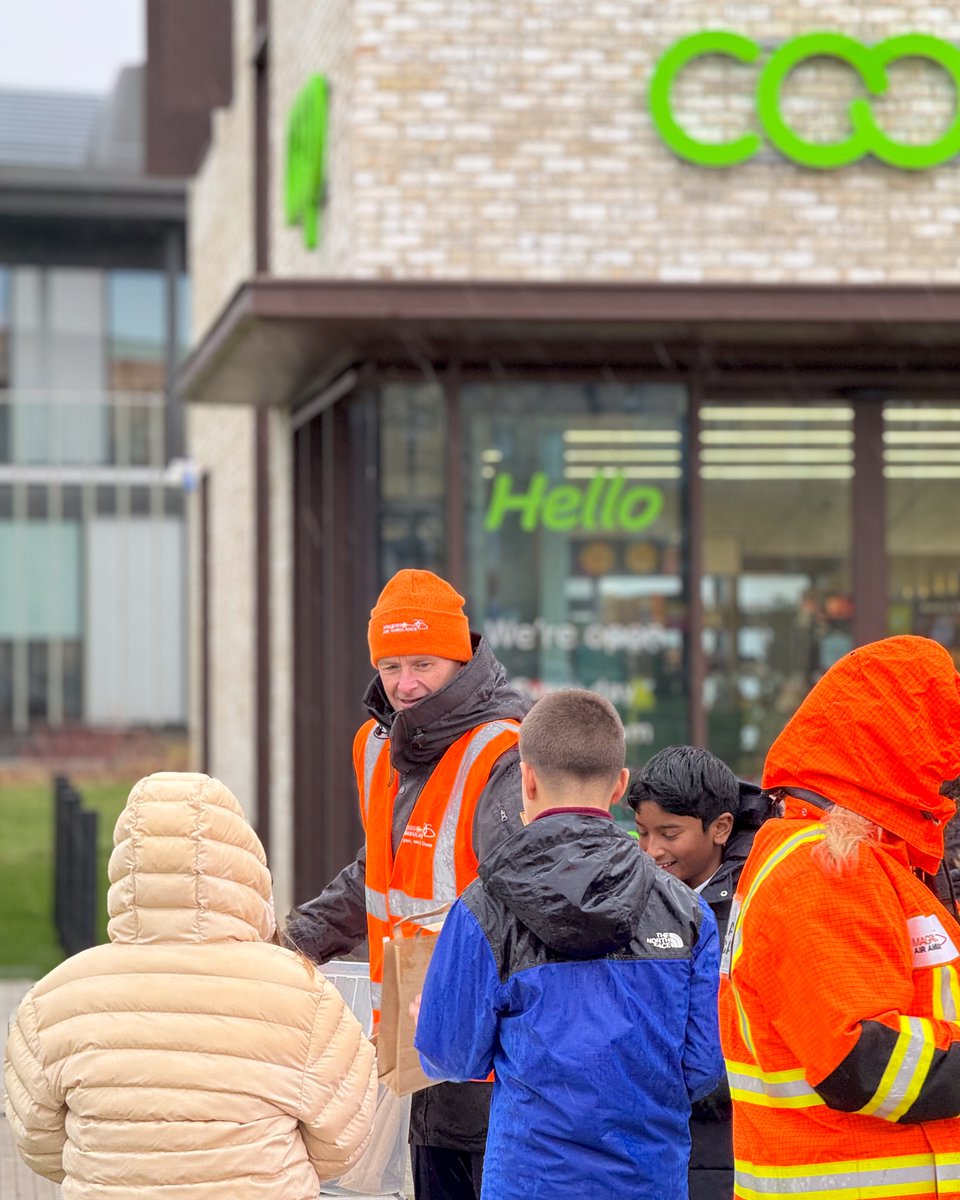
[178,278,960,408]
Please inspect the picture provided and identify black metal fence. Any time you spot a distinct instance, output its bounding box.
[53,775,99,957]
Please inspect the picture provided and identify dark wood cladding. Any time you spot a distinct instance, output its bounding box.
[292,390,378,903]
[146,0,233,177]
[254,410,271,859]
[852,401,887,648]
[254,0,270,274]
[199,473,211,774]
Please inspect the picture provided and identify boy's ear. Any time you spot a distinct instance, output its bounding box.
[712,811,735,845]
[611,767,631,806]
[520,760,537,805]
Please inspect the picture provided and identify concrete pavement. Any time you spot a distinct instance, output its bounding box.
[0,981,61,1199]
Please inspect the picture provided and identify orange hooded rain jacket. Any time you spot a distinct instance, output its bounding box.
[719,636,960,1200]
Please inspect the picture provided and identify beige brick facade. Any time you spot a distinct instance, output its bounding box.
[257,0,960,291]
[187,404,257,819]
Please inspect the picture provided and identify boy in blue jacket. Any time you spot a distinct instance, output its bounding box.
[414,690,723,1200]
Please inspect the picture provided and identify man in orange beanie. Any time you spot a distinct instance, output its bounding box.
[287,569,530,1200]
[719,635,960,1200]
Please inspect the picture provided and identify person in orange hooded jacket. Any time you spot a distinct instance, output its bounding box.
[719,635,960,1200]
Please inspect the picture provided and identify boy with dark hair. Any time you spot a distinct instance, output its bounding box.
[627,745,773,1200]
[414,690,723,1200]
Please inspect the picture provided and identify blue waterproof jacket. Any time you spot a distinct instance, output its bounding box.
[415,810,723,1200]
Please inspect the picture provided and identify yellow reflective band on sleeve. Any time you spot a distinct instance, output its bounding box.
[729,826,826,976]
[726,825,825,1058]
[726,1061,824,1109]
[857,1016,936,1121]
[734,1151,960,1197]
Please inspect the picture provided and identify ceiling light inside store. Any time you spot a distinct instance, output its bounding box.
[563,449,682,463]
[701,430,853,445]
[563,430,682,443]
[885,409,960,422]
[563,466,682,480]
[481,449,503,463]
[884,466,960,478]
[699,406,853,422]
[884,449,960,462]
[884,430,960,444]
[700,465,854,480]
[700,448,854,464]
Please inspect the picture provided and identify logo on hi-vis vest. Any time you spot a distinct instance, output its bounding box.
[908,914,959,967]
[401,822,437,849]
[646,932,685,950]
[383,619,430,635]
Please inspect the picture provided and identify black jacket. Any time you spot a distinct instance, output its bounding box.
[286,634,531,1152]
[688,783,773,1200]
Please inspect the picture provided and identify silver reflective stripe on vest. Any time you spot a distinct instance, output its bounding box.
[936,964,959,1021]
[858,1016,934,1121]
[734,1158,940,1195]
[430,720,518,903]
[387,891,448,924]
[726,1066,823,1109]
[365,886,388,923]
[361,725,386,825]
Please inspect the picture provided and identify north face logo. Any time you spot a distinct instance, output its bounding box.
[383,619,430,634]
[646,932,684,950]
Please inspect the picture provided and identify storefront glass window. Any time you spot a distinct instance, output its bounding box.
[463,380,688,773]
[700,403,853,779]
[380,383,447,577]
[885,402,960,667]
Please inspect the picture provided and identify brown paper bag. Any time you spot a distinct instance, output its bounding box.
[378,911,448,1096]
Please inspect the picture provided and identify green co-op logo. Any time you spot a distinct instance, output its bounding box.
[649,31,960,169]
[286,74,329,248]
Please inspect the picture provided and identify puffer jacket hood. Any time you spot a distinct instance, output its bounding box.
[107,771,276,945]
[363,633,531,772]
[762,635,960,874]
[479,813,657,957]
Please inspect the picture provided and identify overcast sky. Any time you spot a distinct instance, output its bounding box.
[0,0,144,94]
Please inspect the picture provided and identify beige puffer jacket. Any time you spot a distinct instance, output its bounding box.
[3,772,377,1200]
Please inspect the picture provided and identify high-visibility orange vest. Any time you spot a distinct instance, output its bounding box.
[354,717,520,1022]
[720,806,960,1200]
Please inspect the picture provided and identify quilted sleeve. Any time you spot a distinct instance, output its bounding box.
[297,980,378,1183]
[2,992,67,1181]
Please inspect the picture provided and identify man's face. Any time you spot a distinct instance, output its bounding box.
[377,655,462,711]
[633,799,730,888]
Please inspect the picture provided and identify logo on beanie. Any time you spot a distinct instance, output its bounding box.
[383,619,430,635]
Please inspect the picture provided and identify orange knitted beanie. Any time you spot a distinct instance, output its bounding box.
[368,569,472,665]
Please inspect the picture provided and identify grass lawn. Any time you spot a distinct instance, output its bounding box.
[0,778,132,978]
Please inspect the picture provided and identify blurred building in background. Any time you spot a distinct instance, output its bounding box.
[0,1,229,756]
[180,0,960,915]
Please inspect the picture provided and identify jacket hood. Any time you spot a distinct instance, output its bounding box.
[479,813,656,957]
[363,633,531,771]
[107,772,276,945]
[762,635,960,874]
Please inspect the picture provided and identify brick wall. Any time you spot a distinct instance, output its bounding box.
[261,0,960,285]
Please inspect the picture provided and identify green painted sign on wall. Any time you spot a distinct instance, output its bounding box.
[285,74,329,248]
[649,31,960,169]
